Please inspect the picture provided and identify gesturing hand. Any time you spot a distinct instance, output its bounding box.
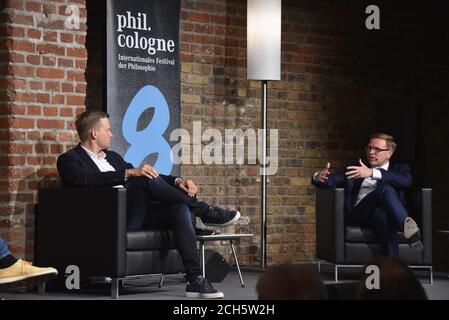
[316,162,331,182]
[345,159,373,180]
[177,179,198,197]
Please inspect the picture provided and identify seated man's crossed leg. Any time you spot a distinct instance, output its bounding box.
[347,183,422,256]
[126,176,241,299]
[126,175,241,230]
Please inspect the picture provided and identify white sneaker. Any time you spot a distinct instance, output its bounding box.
[403,217,423,252]
[404,217,419,239]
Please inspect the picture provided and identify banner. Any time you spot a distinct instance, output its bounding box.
[106,0,180,175]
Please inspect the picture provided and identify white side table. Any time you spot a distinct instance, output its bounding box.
[196,233,254,287]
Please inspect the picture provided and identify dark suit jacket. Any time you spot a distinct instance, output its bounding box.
[312,162,412,216]
[57,144,177,188]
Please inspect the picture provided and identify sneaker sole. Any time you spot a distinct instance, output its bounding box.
[204,211,241,227]
[406,230,423,252]
[186,291,224,299]
[0,273,57,293]
[409,240,424,252]
[186,292,202,298]
[0,270,57,285]
[201,292,224,299]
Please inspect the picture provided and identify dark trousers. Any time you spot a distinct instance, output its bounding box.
[125,176,209,281]
[346,184,408,256]
[144,203,200,281]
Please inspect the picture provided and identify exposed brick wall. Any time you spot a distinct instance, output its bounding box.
[0,0,86,258]
[179,0,373,265]
[179,0,449,268]
[1,0,449,272]
[180,0,267,266]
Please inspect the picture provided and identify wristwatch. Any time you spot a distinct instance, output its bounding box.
[174,177,183,186]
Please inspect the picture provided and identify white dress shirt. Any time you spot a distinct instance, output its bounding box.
[81,145,124,188]
[355,162,389,206]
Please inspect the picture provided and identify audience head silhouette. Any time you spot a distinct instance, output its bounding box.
[257,264,328,300]
[357,256,427,300]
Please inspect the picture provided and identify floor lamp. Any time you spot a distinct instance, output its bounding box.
[247,0,281,269]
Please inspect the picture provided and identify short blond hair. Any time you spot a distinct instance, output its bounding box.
[370,132,397,152]
[75,110,109,142]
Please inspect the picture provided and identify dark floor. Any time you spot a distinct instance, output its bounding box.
[1,264,449,300]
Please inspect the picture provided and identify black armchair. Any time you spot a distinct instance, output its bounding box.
[315,188,432,282]
[35,187,186,298]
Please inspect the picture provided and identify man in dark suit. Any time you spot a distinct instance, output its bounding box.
[57,110,242,299]
[312,132,422,257]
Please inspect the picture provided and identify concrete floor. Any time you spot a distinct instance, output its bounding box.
[1,267,449,300]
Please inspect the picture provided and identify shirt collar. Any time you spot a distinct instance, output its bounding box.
[80,145,106,160]
[375,162,389,171]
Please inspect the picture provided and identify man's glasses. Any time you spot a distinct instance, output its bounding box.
[364,146,390,154]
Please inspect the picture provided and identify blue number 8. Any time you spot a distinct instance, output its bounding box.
[122,85,173,174]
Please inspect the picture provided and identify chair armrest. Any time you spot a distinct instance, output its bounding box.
[409,188,432,264]
[35,187,127,279]
[315,188,345,263]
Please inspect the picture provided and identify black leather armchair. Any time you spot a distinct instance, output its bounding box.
[315,188,432,282]
[35,187,186,298]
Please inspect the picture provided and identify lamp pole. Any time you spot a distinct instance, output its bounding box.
[247,0,281,269]
[261,80,268,269]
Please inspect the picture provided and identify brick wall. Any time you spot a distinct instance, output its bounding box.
[0,0,86,258]
[179,0,449,268]
[179,0,259,266]
[178,0,373,265]
[1,0,449,271]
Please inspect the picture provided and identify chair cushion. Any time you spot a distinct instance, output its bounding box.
[127,229,177,251]
[345,226,407,243]
[126,249,184,275]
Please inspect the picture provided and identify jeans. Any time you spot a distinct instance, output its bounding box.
[125,176,207,281]
[0,236,11,260]
[144,203,200,281]
[125,176,210,230]
[346,183,408,257]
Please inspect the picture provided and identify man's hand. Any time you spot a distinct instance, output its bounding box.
[177,179,198,197]
[128,164,159,179]
[345,159,373,180]
[316,162,331,182]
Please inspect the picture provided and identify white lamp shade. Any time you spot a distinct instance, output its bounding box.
[247,0,281,80]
